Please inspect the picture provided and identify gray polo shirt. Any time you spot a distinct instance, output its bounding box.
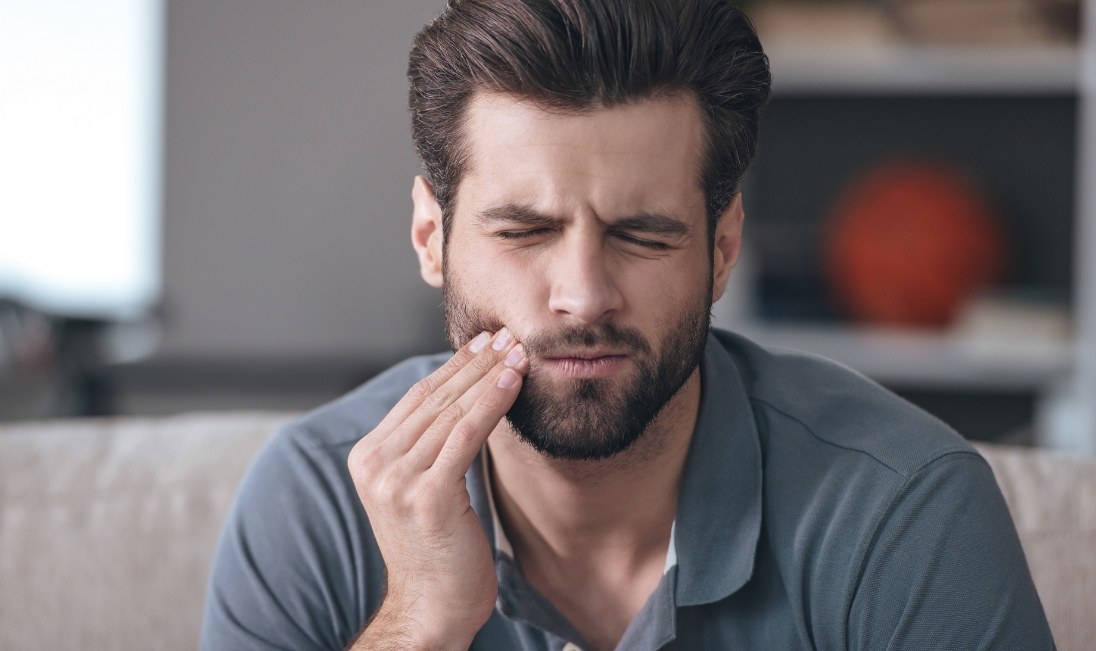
[202,328,1055,650]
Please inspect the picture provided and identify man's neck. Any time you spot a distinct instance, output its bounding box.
[484,368,701,648]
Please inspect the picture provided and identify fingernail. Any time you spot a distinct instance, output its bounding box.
[469,332,490,353]
[497,368,520,389]
[504,344,524,368]
[491,328,513,351]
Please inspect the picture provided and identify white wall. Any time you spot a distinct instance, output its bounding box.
[159,0,449,361]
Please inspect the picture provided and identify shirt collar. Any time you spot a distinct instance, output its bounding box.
[480,449,514,559]
[672,330,763,606]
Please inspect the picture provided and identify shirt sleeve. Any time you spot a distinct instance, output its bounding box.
[848,451,1057,650]
[200,426,381,651]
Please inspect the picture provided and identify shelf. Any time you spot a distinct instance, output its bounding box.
[738,2,1096,451]
[766,43,1080,95]
[730,321,1073,392]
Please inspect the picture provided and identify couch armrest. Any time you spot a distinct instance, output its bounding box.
[0,411,298,651]
[975,442,1096,651]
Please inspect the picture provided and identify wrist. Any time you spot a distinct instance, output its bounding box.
[359,592,479,651]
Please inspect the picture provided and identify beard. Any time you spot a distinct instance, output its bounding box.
[443,277,711,461]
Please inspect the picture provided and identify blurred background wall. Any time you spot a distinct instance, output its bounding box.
[137,0,451,411]
[160,0,445,361]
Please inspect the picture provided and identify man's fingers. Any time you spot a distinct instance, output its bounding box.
[369,331,492,443]
[403,342,527,468]
[382,330,520,456]
[428,365,525,479]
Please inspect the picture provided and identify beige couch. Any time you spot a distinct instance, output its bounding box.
[1,412,1093,650]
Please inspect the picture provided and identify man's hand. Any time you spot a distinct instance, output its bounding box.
[347,329,527,650]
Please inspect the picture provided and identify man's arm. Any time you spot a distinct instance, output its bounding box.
[848,452,1056,650]
[345,328,526,650]
[201,423,374,650]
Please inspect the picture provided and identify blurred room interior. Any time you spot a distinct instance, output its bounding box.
[2,0,1095,454]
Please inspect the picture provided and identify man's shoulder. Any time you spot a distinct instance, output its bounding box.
[710,328,974,478]
[285,352,452,450]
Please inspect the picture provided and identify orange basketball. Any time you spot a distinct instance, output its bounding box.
[823,161,1007,327]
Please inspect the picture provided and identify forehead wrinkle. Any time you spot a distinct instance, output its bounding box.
[460,92,709,232]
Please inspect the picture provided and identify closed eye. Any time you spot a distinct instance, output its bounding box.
[612,232,671,250]
[497,228,553,240]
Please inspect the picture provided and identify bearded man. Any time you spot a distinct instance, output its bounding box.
[202,1,1055,649]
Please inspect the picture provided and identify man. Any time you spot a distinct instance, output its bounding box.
[202,1,1055,649]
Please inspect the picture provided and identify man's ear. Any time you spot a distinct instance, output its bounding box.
[411,175,444,288]
[711,193,745,303]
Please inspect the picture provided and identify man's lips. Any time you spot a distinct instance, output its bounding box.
[539,352,629,378]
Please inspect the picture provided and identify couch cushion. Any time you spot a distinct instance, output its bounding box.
[0,412,296,651]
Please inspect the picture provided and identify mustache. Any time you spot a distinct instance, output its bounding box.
[442,286,649,357]
[520,323,650,358]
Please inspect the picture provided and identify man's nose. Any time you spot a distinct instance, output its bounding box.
[547,235,624,324]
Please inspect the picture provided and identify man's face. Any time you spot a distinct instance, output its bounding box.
[416,92,740,460]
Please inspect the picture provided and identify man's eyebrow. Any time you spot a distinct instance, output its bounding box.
[610,212,689,237]
[475,204,560,227]
[476,204,689,236]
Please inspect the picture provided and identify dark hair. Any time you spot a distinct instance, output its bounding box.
[408,0,771,237]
